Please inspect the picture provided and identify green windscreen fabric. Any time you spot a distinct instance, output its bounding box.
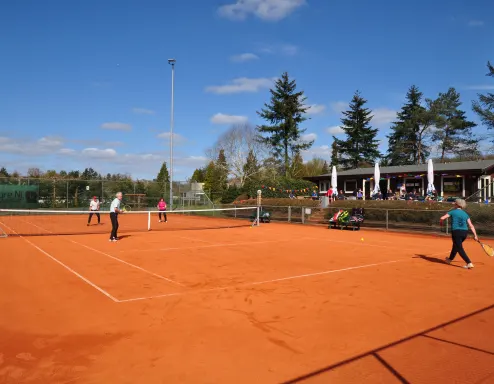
[0,185,39,209]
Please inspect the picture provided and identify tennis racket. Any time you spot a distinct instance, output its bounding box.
[476,239,494,257]
[122,204,131,212]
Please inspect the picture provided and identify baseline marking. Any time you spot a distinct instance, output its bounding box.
[0,220,119,302]
[20,218,185,288]
[118,259,403,303]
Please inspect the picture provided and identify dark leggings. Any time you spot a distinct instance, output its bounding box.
[110,212,119,239]
[159,211,167,221]
[88,211,100,224]
[449,230,472,264]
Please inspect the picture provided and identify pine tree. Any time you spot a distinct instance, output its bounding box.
[257,72,313,177]
[156,161,170,197]
[0,167,10,178]
[203,161,216,194]
[472,61,494,137]
[321,160,329,174]
[190,168,206,182]
[386,85,430,165]
[432,88,478,162]
[215,149,229,192]
[332,91,381,169]
[243,150,260,184]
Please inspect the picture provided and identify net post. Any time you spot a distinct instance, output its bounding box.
[386,209,389,230]
[147,211,151,231]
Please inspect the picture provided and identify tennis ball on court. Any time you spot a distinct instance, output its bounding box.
[361,238,364,241]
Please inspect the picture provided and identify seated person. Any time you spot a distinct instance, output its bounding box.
[337,190,345,200]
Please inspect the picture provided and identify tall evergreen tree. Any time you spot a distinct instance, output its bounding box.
[257,72,313,177]
[386,85,430,165]
[203,161,216,194]
[432,88,478,162]
[215,149,229,192]
[156,161,170,197]
[190,168,206,183]
[332,91,381,169]
[321,160,329,174]
[472,61,494,138]
[0,167,10,178]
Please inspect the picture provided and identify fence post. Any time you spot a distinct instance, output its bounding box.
[446,217,449,235]
[234,205,237,218]
[288,206,291,222]
[386,209,389,230]
[301,207,305,224]
[66,181,69,208]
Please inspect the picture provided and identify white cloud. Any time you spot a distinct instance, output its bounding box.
[465,85,494,91]
[326,126,344,135]
[218,0,306,21]
[330,101,348,114]
[101,122,132,131]
[305,104,326,115]
[280,44,298,55]
[301,133,317,142]
[210,113,248,125]
[59,148,76,155]
[230,53,259,62]
[132,108,155,115]
[81,148,118,158]
[205,77,275,94]
[302,145,331,160]
[156,132,187,144]
[0,136,64,155]
[468,20,484,27]
[372,108,396,126]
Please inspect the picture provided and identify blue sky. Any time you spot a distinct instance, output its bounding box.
[1,0,493,180]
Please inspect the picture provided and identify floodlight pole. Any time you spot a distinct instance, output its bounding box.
[168,58,176,210]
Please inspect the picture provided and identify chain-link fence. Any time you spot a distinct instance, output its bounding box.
[0,177,214,210]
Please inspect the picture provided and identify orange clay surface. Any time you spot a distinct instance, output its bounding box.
[1,214,494,383]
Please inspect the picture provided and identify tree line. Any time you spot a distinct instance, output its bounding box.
[188,61,493,201]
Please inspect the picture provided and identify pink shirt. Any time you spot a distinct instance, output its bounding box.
[158,201,166,210]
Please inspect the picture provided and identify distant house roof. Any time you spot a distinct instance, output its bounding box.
[305,160,494,180]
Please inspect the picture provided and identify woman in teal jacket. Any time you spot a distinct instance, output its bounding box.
[440,199,478,269]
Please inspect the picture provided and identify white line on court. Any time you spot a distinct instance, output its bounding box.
[19,219,185,288]
[118,259,403,303]
[0,220,119,302]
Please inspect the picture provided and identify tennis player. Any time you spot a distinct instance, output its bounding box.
[109,192,124,242]
[440,199,478,269]
[157,198,167,223]
[87,196,101,226]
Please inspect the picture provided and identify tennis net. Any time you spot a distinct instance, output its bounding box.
[0,206,259,237]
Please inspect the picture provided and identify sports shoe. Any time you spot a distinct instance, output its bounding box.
[444,257,452,265]
[464,263,474,269]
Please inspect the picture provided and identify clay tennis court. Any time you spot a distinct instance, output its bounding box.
[1,212,493,383]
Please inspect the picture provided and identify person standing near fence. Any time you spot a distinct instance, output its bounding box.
[440,199,478,269]
[157,198,167,223]
[87,196,101,226]
[109,192,124,242]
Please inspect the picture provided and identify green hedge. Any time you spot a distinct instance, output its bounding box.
[243,177,317,199]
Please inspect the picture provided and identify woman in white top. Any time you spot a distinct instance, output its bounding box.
[87,196,100,226]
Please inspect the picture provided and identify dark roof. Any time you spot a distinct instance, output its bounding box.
[305,160,494,179]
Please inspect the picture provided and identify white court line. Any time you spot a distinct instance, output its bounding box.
[0,220,119,302]
[20,218,185,288]
[118,259,403,303]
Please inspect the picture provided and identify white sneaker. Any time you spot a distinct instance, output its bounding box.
[444,258,452,265]
[159,220,161,222]
[464,263,474,269]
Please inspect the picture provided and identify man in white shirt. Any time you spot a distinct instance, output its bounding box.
[87,196,101,226]
[109,192,124,242]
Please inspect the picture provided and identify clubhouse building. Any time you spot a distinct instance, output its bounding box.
[304,160,494,201]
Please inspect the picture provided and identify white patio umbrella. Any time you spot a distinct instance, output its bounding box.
[331,166,338,195]
[372,162,381,196]
[427,159,435,194]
